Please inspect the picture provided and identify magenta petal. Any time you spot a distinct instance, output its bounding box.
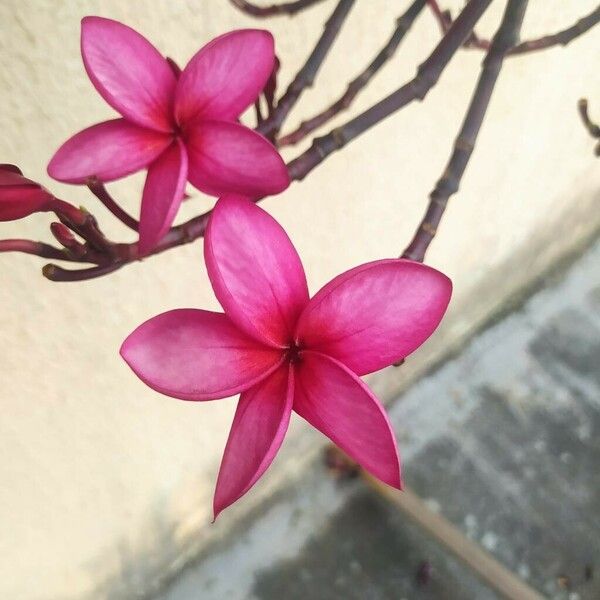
[175,29,274,125]
[47,119,172,184]
[138,140,188,255]
[120,309,284,401]
[295,351,402,489]
[205,196,309,347]
[186,120,289,197]
[296,259,452,375]
[0,169,38,187]
[213,365,293,518]
[81,16,176,131]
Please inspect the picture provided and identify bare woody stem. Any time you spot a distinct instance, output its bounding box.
[229,0,326,17]
[510,4,600,54]
[257,0,355,139]
[280,4,600,147]
[402,0,529,262]
[278,0,427,147]
[430,2,600,56]
[286,0,494,181]
[40,0,492,282]
[42,262,124,282]
[0,239,76,261]
[578,98,600,156]
[33,0,599,282]
[87,178,139,232]
[427,0,489,50]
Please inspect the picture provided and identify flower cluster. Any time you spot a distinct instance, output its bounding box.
[2,16,453,517]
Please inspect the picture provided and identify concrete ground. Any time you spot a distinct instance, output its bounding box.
[157,237,600,600]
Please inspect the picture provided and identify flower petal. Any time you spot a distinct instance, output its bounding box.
[120,309,283,401]
[0,187,52,221]
[48,119,172,184]
[0,167,37,187]
[294,351,402,489]
[175,29,274,125]
[296,259,452,375]
[214,365,293,519]
[186,120,289,197]
[138,140,188,255]
[205,195,309,347]
[81,16,176,131]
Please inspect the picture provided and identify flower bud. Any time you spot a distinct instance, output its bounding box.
[0,165,53,221]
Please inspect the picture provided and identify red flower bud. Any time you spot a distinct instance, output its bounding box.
[0,165,53,221]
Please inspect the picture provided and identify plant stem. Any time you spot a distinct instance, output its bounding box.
[578,98,600,156]
[87,178,139,232]
[229,0,327,17]
[42,262,123,282]
[286,0,494,181]
[39,0,494,282]
[32,0,600,282]
[429,2,600,56]
[258,0,355,139]
[402,0,529,262]
[278,0,427,147]
[508,5,600,55]
[0,239,75,261]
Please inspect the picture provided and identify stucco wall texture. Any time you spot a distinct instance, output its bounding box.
[0,1,598,598]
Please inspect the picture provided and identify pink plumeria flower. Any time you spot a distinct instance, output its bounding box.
[121,196,452,518]
[0,165,53,221]
[47,17,289,254]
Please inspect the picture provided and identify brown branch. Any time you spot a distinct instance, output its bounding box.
[427,0,489,50]
[510,5,600,54]
[42,262,124,282]
[34,0,600,282]
[87,178,139,232]
[578,98,600,156]
[402,0,529,262]
[286,0,494,181]
[33,0,493,282]
[278,0,427,147]
[430,1,600,55]
[257,0,355,139]
[229,0,327,17]
[578,98,600,138]
[0,239,76,261]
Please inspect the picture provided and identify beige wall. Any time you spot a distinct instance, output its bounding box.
[0,1,599,598]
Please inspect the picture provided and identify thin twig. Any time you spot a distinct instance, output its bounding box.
[34,0,493,282]
[87,178,139,232]
[229,0,326,17]
[25,0,598,282]
[278,0,427,147]
[427,0,489,50]
[286,0,494,181]
[510,5,600,54]
[258,0,356,139]
[0,239,76,261]
[42,262,124,282]
[578,98,600,156]
[402,0,529,262]
[429,1,600,55]
[427,0,451,33]
[578,98,600,138]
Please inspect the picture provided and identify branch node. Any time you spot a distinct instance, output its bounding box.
[331,127,347,149]
[421,222,437,236]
